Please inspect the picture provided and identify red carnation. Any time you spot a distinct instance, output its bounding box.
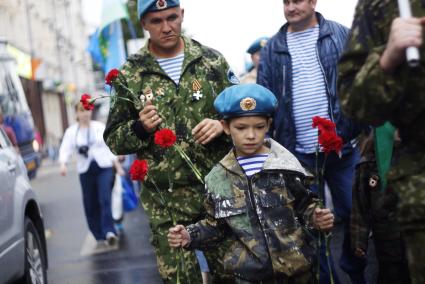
[154,128,177,148]
[80,93,95,110]
[129,160,149,181]
[318,130,343,154]
[105,68,120,86]
[312,116,336,133]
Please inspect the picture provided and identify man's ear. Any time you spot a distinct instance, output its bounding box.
[180,8,185,20]
[140,18,146,29]
[221,120,231,135]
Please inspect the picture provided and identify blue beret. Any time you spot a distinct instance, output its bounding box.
[214,84,277,119]
[247,37,269,54]
[138,0,180,19]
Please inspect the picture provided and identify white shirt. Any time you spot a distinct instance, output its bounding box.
[58,121,117,174]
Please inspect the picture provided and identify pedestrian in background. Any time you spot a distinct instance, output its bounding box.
[240,37,268,84]
[59,102,122,247]
[338,0,425,282]
[103,0,238,282]
[257,0,365,283]
[168,84,335,283]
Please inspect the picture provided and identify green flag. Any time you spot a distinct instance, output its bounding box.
[374,122,396,192]
[100,0,129,31]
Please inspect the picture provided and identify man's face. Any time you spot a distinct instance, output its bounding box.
[223,116,271,157]
[251,51,261,69]
[141,7,184,54]
[283,0,316,29]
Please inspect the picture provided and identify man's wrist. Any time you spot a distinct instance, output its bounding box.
[132,120,151,140]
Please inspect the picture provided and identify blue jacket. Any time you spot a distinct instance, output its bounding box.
[257,12,361,154]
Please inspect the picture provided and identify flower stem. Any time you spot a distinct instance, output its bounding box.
[174,145,204,185]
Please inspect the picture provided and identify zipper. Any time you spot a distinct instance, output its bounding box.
[246,175,274,273]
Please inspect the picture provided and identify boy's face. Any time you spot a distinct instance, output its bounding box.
[222,116,272,157]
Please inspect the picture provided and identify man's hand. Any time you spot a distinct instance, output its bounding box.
[168,225,191,248]
[138,100,162,132]
[380,17,425,72]
[312,208,334,232]
[192,119,223,145]
[355,248,366,258]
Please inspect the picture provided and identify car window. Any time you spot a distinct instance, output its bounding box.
[0,127,11,149]
[0,62,24,115]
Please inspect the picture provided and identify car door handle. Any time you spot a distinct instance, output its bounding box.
[7,161,16,173]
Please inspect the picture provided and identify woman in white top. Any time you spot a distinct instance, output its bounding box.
[59,102,120,246]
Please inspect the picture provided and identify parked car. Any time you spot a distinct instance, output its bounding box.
[0,127,48,283]
[0,38,41,179]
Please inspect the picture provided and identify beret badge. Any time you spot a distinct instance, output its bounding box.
[156,0,167,9]
[240,97,257,111]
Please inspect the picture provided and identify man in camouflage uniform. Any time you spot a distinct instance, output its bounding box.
[103,0,237,283]
[350,131,410,284]
[338,1,425,283]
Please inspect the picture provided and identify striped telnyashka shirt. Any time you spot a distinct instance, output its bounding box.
[287,25,330,154]
[237,154,269,177]
[157,53,185,85]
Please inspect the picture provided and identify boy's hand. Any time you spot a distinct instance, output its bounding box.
[168,225,191,248]
[312,208,334,231]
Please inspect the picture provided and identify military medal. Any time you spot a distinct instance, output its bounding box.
[156,0,167,9]
[192,79,203,101]
[144,87,154,101]
[139,94,146,105]
[156,88,164,97]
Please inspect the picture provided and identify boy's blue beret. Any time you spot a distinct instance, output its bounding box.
[214,84,277,119]
[247,37,269,54]
[138,0,180,19]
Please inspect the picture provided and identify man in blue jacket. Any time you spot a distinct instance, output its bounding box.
[257,0,364,283]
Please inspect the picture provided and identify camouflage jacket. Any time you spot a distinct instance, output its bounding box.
[350,132,402,252]
[103,36,235,188]
[186,139,318,281]
[338,0,425,180]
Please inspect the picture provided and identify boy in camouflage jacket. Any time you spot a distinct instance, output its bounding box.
[168,84,334,283]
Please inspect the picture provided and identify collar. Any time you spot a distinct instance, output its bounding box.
[219,138,312,177]
[272,12,332,54]
[128,36,203,76]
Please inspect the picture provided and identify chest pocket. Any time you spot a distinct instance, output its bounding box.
[258,176,298,231]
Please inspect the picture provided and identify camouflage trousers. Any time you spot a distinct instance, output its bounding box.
[235,271,313,284]
[141,184,235,284]
[391,168,425,284]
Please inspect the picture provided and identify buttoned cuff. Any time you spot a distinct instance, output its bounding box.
[132,120,151,140]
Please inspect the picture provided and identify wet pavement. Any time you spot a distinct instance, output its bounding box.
[30,160,162,284]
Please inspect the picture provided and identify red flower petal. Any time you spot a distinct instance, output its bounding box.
[129,160,149,181]
[154,128,177,148]
[105,68,120,86]
[80,93,95,110]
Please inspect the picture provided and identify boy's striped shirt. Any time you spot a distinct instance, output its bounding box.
[237,154,269,177]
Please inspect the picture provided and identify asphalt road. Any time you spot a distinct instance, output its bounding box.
[30,161,162,284]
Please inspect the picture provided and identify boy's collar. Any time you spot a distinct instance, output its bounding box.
[219,139,311,177]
